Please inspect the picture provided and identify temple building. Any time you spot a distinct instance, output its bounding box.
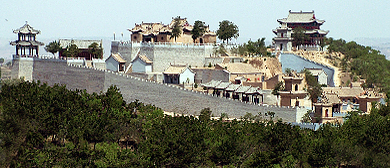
[272,10,329,51]
[278,71,311,107]
[10,22,44,57]
[314,85,383,123]
[58,39,103,60]
[128,17,216,44]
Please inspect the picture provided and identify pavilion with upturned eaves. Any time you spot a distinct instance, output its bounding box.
[10,22,44,58]
[272,10,329,51]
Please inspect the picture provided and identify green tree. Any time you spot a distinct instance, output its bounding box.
[216,20,239,44]
[170,16,182,42]
[88,42,103,59]
[44,40,61,56]
[191,20,206,43]
[0,58,4,66]
[245,38,269,57]
[304,69,322,105]
[272,81,285,96]
[63,44,80,57]
[292,26,309,49]
[199,108,212,122]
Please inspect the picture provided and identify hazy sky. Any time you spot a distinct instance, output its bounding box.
[1,0,388,44]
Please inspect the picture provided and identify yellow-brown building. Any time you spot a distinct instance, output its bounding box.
[128,17,216,44]
[314,86,383,123]
[278,74,309,107]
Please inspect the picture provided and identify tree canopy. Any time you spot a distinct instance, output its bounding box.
[216,20,239,44]
[2,80,390,167]
[44,40,61,56]
[170,16,182,42]
[292,26,309,48]
[327,38,390,96]
[303,69,323,105]
[88,42,103,59]
[62,44,80,57]
[191,20,205,43]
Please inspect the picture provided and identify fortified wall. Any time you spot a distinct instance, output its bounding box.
[11,58,306,122]
[111,41,216,72]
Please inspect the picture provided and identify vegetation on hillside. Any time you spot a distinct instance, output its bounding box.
[231,38,272,57]
[1,80,390,167]
[327,38,390,96]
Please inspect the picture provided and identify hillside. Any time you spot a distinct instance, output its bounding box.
[285,50,344,87]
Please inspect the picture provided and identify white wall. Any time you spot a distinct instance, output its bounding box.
[318,72,328,85]
[179,68,195,84]
[132,58,152,73]
[105,57,118,71]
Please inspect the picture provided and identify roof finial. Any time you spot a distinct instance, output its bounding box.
[25,21,28,24]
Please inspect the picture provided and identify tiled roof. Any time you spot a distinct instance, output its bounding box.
[245,87,263,94]
[216,63,262,74]
[322,87,364,98]
[10,40,44,46]
[132,54,152,64]
[225,84,241,92]
[129,18,216,36]
[320,94,341,104]
[215,82,231,90]
[235,85,251,93]
[278,10,325,24]
[201,80,222,88]
[59,39,102,49]
[139,55,152,64]
[163,65,193,75]
[306,29,329,35]
[13,22,40,34]
[306,68,326,76]
[108,53,126,63]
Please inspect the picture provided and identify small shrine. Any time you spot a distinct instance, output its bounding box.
[10,22,44,57]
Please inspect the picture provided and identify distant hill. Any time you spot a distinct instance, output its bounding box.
[354,37,390,60]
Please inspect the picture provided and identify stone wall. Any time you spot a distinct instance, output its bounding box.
[13,58,305,122]
[11,58,33,81]
[111,41,216,72]
[192,68,230,84]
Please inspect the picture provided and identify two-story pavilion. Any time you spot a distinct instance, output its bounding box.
[10,22,44,57]
[272,10,329,51]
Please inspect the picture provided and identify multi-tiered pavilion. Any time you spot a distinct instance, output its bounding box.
[10,22,44,58]
[273,10,329,51]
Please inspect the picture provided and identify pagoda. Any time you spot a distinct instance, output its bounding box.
[10,22,44,58]
[272,10,329,51]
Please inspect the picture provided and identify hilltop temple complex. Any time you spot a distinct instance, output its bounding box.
[273,10,329,51]
[128,17,216,44]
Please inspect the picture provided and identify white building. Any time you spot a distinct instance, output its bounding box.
[131,54,153,73]
[163,64,195,84]
[106,53,126,72]
[306,68,328,86]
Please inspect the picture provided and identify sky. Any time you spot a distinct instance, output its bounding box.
[1,0,389,58]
